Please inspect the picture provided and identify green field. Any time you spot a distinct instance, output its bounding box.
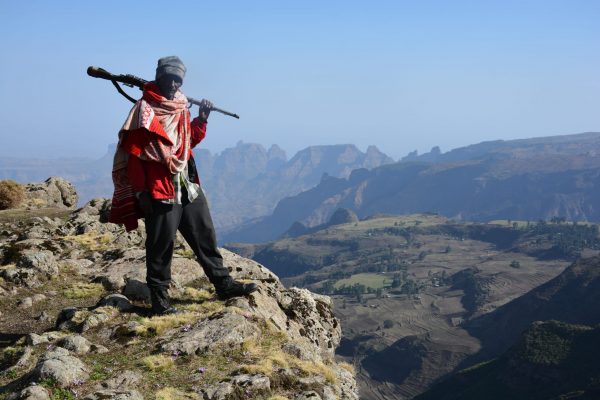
[334,273,391,290]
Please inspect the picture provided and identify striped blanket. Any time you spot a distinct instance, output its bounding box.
[108,83,190,231]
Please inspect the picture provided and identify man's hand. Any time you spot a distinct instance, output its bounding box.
[137,191,153,215]
[198,99,213,122]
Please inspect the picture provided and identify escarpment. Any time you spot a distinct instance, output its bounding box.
[0,178,358,400]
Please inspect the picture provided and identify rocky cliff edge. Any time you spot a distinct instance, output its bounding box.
[0,179,358,400]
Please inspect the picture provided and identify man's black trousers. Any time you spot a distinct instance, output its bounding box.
[144,189,230,290]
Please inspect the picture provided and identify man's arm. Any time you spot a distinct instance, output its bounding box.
[190,117,207,148]
[190,99,213,148]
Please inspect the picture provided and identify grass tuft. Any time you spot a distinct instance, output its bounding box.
[135,312,198,336]
[63,282,104,299]
[338,361,356,374]
[155,387,199,400]
[142,354,174,371]
[182,287,212,301]
[61,232,113,252]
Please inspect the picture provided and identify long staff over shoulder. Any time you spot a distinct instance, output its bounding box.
[87,66,240,119]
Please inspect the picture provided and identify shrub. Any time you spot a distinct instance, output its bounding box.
[383,319,395,329]
[0,180,24,210]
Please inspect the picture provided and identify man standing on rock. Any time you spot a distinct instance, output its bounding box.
[109,56,257,315]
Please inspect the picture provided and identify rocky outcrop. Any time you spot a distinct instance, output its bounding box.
[0,179,358,400]
[22,177,78,209]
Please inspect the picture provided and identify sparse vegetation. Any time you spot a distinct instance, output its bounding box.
[142,354,175,371]
[135,312,199,336]
[63,282,105,299]
[0,180,24,210]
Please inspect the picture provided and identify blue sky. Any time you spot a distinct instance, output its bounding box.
[1,0,599,160]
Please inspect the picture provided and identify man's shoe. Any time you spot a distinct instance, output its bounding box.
[149,286,178,316]
[216,279,259,300]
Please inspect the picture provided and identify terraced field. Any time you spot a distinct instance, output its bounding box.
[230,214,600,399]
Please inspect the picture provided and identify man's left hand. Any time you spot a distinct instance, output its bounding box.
[198,99,213,122]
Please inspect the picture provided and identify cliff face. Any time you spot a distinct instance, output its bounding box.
[0,180,358,400]
[224,133,600,244]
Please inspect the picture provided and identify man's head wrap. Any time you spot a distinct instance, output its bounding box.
[156,56,186,81]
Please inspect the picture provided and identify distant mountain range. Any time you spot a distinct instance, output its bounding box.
[0,142,393,233]
[223,132,600,244]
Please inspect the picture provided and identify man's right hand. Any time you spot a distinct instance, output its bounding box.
[137,191,153,215]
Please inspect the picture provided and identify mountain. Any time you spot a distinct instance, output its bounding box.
[0,143,393,234]
[463,255,600,363]
[223,132,600,244]
[416,320,600,400]
[196,142,394,233]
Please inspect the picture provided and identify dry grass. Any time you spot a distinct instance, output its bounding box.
[338,361,356,374]
[155,386,199,400]
[182,287,212,301]
[268,396,291,400]
[178,300,224,314]
[142,354,174,371]
[0,180,24,210]
[61,232,114,251]
[63,282,105,299]
[134,312,198,336]
[238,323,337,384]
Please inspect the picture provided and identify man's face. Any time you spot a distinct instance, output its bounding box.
[156,74,183,100]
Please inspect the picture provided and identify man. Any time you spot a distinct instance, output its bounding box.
[109,56,257,315]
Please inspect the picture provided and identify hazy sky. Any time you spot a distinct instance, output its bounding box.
[1,0,599,160]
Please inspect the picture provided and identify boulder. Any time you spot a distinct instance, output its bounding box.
[230,374,270,392]
[58,335,92,354]
[96,294,133,312]
[160,313,260,356]
[32,348,89,387]
[23,177,78,209]
[93,370,141,391]
[198,382,234,400]
[15,386,50,400]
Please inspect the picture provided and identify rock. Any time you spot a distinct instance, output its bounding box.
[33,348,89,387]
[96,294,133,312]
[93,370,141,391]
[61,259,94,275]
[16,386,50,400]
[230,374,270,392]
[277,288,341,361]
[18,297,33,309]
[90,344,109,354]
[76,198,111,219]
[1,266,39,287]
[32,293,47,303]
[198,382,234,400]
[26,331,65,346]
[17,250,58,276]
[56,307,78,328]
[295,392,322,400]
[58,335,91,354]
[82,390,143,400]
[94,249,204,300]
[35,311,52,323]
[221,249,282,285]
[122,279,150,302]
[57,308,117,333]
[160,313,260,356]
[23,177,78,209]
